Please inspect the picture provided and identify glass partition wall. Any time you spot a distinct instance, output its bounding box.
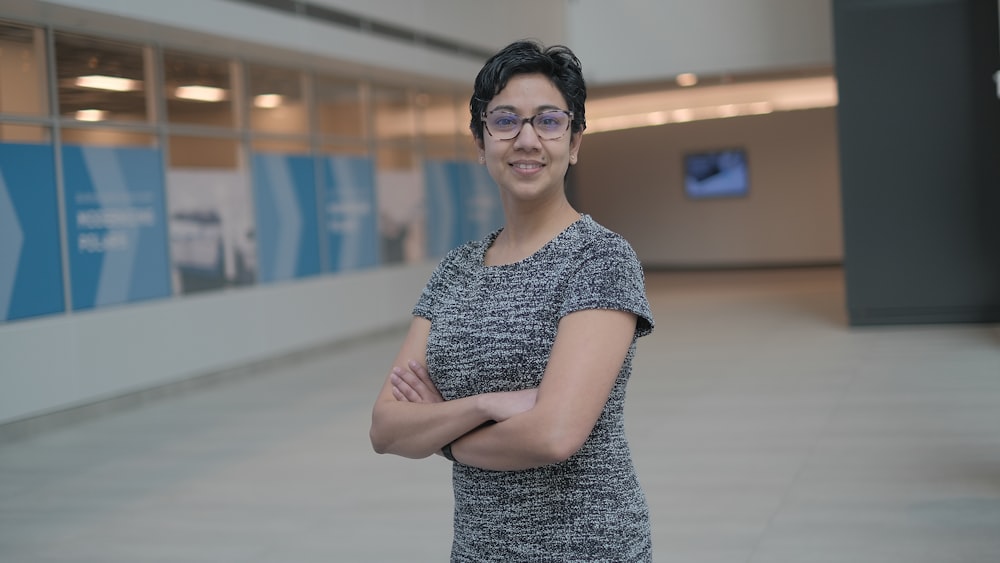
[0,16,477,322]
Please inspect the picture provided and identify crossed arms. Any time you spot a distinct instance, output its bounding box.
[368,308,637,471]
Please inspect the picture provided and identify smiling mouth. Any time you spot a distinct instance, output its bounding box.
[511,162,544,170]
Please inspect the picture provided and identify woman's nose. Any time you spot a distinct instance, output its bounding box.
[512,121,542,148]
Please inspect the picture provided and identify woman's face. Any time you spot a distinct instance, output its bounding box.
[477,73,582,205]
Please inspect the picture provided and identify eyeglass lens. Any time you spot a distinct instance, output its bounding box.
[484,110,571,140]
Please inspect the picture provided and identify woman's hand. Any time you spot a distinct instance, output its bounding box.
[390,360,444,403]
[390,359,537,421]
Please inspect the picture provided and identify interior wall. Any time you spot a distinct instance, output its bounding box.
[0,264,433,425]
[568,0,834,85]
[308,0,568,51]
[574,108,843,267]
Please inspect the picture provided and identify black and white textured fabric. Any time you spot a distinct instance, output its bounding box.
[413,214,655,562]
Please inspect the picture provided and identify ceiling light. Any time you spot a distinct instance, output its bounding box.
[584,75,837,134]
[587,114,665,133]
[75,75,141,92]
[587,101,799,134]
[676,73,698,87]
[175,85,228,102]
[75,109,108,122]
[717,104,739,118]
[254,94,283,108]
[646,111,670,126]
[672,108,695,122]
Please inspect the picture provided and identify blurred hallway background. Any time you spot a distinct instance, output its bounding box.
[2,1,998,560]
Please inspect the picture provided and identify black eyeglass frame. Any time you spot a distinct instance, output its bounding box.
[480,109,575,141]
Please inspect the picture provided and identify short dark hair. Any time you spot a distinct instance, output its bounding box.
[470,40,587,142]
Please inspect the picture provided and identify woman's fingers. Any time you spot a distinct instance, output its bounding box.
[390,384,408,402]
[407,360,444,401]
[390,365,443,403]
[390,369,419,402]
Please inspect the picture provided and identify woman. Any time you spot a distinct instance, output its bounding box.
[369,40,654,562]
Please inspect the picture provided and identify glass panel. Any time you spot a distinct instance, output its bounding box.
[455,96,478,159]
[375,144,423,264]
[248,64,306,134]
[458,137,479,160]
[250,151,322,282]
[372,85,414,142]
[61,128,155,147]
[423,142,458,160]
[316,75,365,138]
[251,138,310,153]
[166,135,256,293]
[376,143,416,170]
[456,96,471,134]
[320,141,369,157]
[168,135,240,168]
[0,124,50,142]
[0,132,63,321]
[55,32,148,122]
[418,91,461,145]
[0,21,48,116]
[318,150,378,273]
[61,141,171,310]
[163,50,234,127]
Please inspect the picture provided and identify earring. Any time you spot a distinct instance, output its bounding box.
[479,155,485,164]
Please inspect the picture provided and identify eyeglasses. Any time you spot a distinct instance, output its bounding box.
[481,109,574,141]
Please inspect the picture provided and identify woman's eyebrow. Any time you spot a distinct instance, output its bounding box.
[487,103,563,114]
[487,104,518,113]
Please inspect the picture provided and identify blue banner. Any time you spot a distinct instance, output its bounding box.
[424,160,464,258]
[462,162,503,243]
[0,142,64,322]
[321,155,378,272]
[424,160,503,257]
[252,153,321,283]
[63,145,171,310]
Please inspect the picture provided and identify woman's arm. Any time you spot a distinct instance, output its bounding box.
[369,318,489,458]
[369,317,536,459]
[446,308,638,471]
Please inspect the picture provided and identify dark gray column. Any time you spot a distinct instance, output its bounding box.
[834,0,1000,325]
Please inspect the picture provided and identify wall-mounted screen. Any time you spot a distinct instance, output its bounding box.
[683,148,749,199]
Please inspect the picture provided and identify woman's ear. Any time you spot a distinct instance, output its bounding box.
[569,131,583,165]
[473,135,486,163]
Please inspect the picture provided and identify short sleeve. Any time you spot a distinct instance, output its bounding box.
[558,235,654,337]
[412,247,462,320]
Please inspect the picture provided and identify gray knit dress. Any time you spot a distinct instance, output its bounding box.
[413,214,654,562]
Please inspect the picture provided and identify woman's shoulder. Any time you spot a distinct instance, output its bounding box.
[572,215,639,258]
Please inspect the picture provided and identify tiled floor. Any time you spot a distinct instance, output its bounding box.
[1,267,999,562]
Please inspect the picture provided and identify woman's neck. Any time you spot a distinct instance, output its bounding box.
[488,200,581,265]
